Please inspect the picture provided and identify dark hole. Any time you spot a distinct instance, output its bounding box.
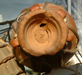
[63,41,72,50]
[40,23,46,27]
[67,41,72,49]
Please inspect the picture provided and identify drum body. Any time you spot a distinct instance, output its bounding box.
[10,2,78,73]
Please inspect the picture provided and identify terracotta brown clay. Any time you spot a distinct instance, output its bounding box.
[11,2,79,73]
[17,6,68,57]
[10,38,19,47]
[58,9,66,18]
[30,4,40,11]
[67,34,74,41]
